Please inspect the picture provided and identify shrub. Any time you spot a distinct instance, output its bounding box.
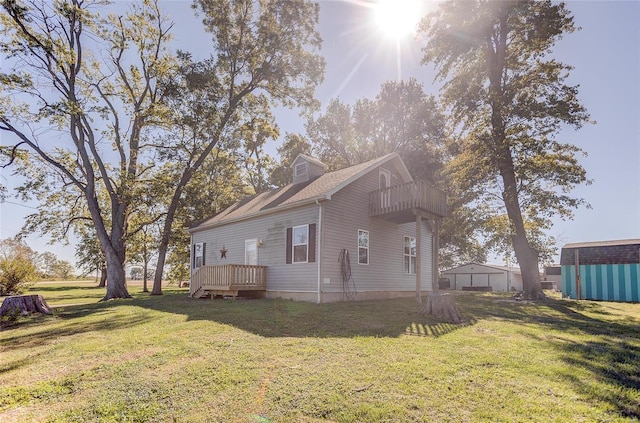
[0,238,37,295]
[0,256,35,295]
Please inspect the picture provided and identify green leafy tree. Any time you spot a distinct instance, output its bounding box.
[37,252,59,279]
[234,116,279,194]
[304,80,478,268]
[269,133,312,187]
[0,0,177,300]
[151,147,251,287]
[149,0,325,295]
[0,238,36,295]
[306,79,445,183]
[421,0,591,298]
[51,259,74,279]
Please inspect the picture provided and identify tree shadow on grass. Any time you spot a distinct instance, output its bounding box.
[134,291,475,339]
[556,337,640,419]
[0,301,154,354]
[456,293,640,419]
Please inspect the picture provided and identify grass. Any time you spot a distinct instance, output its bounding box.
[1,282,639,422]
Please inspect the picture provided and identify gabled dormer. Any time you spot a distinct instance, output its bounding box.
[291,153,327,184]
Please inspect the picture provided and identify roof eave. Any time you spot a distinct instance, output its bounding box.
[188,194,327,234]
[324,152,411,199]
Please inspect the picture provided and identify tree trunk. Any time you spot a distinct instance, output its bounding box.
[499,152,543,299]
[1,295,52,316]
[152,183,184,296]
[419,293,462,323]
[101,248,131,301]
[98,262,107,288]
[84,183,131,301]
[142,244,149,293]
[152,239,168,296]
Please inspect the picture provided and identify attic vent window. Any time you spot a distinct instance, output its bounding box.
[295,162,307,176]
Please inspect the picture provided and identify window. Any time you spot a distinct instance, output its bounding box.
[404,236,416,274]
[286,224,316,264]
[379,168,390,189]
[293,225,309,263]
[193,242,205,269]
[295,162,307,176]
[379,168,391,208]
[358,230,369,265]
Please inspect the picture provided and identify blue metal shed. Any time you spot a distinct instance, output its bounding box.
[561,239,640,302]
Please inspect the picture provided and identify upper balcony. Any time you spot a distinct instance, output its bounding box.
[369,180,447,224]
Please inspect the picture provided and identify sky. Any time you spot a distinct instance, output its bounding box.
[1,0,639,268]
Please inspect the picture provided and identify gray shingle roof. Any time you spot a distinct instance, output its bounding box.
[563,239,640,249]
[190,153,404,232]
[560,239,640,265]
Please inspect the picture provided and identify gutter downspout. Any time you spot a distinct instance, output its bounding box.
[316,199,324,304]
[189,233,193,297]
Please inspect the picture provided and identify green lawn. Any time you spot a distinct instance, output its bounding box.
[1,282,639,422]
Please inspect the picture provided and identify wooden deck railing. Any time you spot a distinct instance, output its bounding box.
[191,264,267,296]
[369,180,447,218]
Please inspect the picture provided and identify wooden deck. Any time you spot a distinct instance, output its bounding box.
[369,180,447,223]
[191,264,267,299]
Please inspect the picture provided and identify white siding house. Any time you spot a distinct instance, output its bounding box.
[188,153,447,303]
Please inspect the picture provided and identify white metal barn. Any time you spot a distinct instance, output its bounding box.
[441,263,523,292]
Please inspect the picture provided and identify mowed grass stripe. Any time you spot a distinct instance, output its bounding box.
[1,282,639,422]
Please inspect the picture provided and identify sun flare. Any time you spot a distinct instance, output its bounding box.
[374,0,423,40]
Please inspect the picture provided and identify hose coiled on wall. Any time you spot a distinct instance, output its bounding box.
[339,249,356,301]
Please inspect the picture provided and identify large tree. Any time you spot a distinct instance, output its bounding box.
[306,78,445,183]
[421,0,591,298]
[149,0,324,295]
[269,132,312,187]
[0,0,177,300]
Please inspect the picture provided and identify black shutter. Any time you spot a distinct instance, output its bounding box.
[202,243,206,266]
[286,227,292,264]
[308,224,316,263]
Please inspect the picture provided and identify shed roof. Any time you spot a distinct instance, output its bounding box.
[441,262,521,275]
[190,153,410,233]
[560,239,640,265]
[563,239,640,249]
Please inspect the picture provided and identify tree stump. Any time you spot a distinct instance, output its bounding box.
[0,295,53,316]
[419,293,462,323]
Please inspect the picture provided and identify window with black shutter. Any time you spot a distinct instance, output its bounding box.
[286,224,316,264]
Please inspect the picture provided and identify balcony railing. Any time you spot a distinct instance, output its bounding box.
[191,264,267,298]
[369,180,447,221]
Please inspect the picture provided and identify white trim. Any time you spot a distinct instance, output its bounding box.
[291,153,328,170]
[317,200,323,304]
[379,167,391,189]
[324,152,411,199]
[292,224,309,264]
[358,229,369,265]
[245,239,258,265]
[403,235,416,275]
[194,242,204,269]
[189,234,194,296]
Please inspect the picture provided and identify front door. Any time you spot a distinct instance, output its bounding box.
[245,239,258,265]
